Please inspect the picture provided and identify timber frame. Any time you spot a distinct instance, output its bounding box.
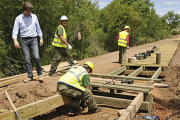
[2,40,180,119]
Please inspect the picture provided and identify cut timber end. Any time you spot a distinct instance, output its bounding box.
[128,58,132,63]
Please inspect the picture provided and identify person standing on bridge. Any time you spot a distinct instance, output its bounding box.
[49,15,74,76]
[12,2,43,83]
[116,26,130,64]
[57,61,101,116]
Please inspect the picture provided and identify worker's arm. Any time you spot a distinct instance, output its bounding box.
[82,74,90,89]
[35,17,43,46]
[60,35,69,46]
[12,17,20,49]
[57,26,69,46]
[85,86,90,89]
[126,35,129,49]
[13,39,20,49]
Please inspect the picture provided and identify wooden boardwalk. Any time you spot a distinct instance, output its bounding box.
[123,38,180,67]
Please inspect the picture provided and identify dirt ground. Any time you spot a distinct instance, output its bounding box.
[0,36,180,120]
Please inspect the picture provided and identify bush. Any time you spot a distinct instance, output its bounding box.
[171,30,180,35]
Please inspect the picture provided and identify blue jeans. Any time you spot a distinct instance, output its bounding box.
[20,37,42,79]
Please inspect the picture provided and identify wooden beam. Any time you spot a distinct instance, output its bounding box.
[90,82,150,93]
[94,95,149,111]
[90,78,154,89]
[108,66,126,75]
[90,73,161,83]
[153,83,169,88]
[128,66,143,77]
[0,93,149,119]
[151,67,162,80]
[0,95,71,120]
[119,93,143,120]
[124,70,165,77]
[0,66,71,87]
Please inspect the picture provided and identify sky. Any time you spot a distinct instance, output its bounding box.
[98,0,180,16]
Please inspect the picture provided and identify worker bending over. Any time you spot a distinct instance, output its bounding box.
[57,61,101,116]
[49,15,74,75]
[116,26,130,64]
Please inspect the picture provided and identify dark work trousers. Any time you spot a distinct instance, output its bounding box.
[118,46,127,64]
[49,47,74,73]
[57,83,97,110]
[20,37,42,79]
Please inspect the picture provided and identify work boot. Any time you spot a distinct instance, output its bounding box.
[38,75,43,83]
[49,71,55,76]
[68,106,81,116]
[88,106,101,113]
[24,77,33,83]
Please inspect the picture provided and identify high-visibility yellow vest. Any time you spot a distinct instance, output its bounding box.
[52,25,67,48]
[58,66,88,91]
[118,31,129,47]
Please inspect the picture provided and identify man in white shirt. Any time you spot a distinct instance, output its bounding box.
[12,2,43,83]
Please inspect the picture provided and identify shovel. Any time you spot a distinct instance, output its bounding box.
[3,90,22,120]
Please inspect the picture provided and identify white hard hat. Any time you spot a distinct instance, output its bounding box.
[60,15,68,21]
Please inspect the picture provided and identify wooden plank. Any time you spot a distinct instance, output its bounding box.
[109,66,126,75]
[124,70,166,77]
[0,61,75,82]
[42,60,78,72]
[0,94,149,119]
[90,73,161,83]
[0,95,71,120]
[0,66,71,88]
[119,93,143,120]
[90,82,150,93]
[151,67,162,80]
[94,95,149,111]
[152,83,169,88]
[128,66,143,77]
[90,78,154,89]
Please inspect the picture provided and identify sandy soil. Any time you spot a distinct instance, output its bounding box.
[0,36,180,120]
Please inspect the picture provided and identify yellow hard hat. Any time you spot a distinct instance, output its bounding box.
[124,26,130,30]
[84,61,94,71]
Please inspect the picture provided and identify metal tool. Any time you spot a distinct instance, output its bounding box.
[3,90,22,120]
[103,77,116,85]
[121,78,134,84]
[103,81,111,85]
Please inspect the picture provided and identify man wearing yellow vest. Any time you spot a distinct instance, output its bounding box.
[57,61,101,116]
[49,15,74,75]
[116,26,130,64]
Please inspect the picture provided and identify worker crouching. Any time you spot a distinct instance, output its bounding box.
[57,61,101,116]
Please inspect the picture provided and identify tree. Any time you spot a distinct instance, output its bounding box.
[164,11,180,29]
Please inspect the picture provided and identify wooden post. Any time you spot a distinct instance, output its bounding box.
[156,53,161,64]
[144,91,153,112]
[128,58,132,63]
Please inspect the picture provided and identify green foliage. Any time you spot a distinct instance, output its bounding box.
[0,0,176,78]
[171,30,180,35]
[164,11,180,29]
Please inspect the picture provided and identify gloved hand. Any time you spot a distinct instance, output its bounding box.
[67,44,72,50]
